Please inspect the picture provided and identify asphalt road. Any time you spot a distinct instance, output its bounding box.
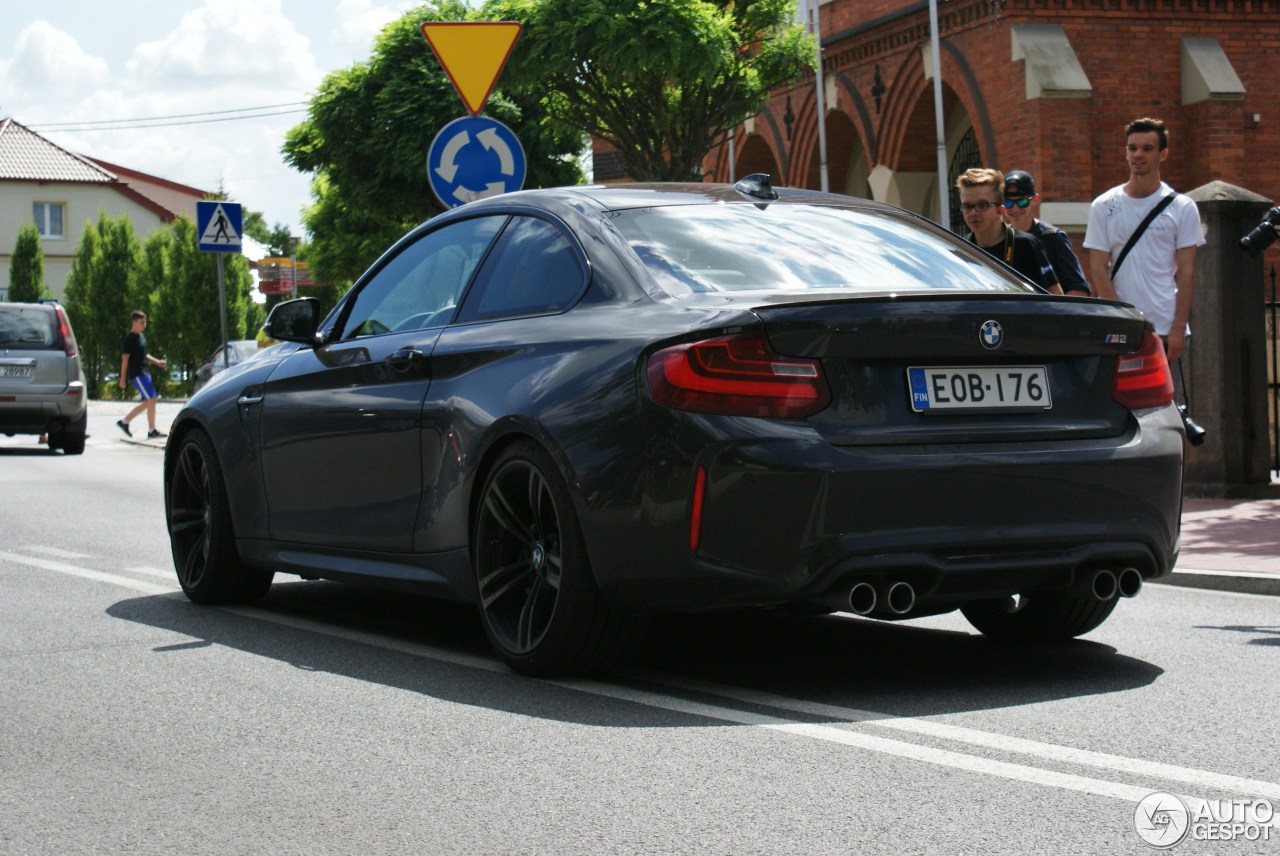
[1,402,1277,854]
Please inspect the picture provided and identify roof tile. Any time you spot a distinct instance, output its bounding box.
[0,118,116,183]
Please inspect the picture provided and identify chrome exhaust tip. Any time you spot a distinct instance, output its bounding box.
[1117,567,1143,598]
[848,582,877,615]
[1091,569,1118,600]
[885,581,915,615]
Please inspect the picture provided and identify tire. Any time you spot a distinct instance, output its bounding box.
[167,430,273,604]
[61,430,86,455]
[473,441,644,677]
[961,590,1119,643]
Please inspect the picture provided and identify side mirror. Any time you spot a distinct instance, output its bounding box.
[264,297,321,343]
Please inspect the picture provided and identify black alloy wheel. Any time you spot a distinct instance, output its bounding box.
[473,441,642,676]
[167,431,273,604]
[961,590,1119,642]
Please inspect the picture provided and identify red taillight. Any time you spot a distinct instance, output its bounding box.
[1111,330,1173,409]
[54,306,78,358]
[646,331,830,418]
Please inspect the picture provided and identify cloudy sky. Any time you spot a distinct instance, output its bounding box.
[2,0,421,238]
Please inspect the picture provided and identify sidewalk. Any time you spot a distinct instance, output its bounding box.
[1164,495,1280,596]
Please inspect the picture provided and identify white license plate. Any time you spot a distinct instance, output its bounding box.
[1,365,32,378]
[908,366,1052,412]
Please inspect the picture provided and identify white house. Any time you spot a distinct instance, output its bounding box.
[0,118,211,301]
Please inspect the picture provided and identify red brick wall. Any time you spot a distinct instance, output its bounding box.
[722,0,1279,206]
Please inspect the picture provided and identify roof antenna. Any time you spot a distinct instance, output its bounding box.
[733,173,778,209]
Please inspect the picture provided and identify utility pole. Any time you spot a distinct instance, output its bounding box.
[930,0,950,230]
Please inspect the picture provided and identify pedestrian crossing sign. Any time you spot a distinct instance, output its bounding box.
[197,201,243,253]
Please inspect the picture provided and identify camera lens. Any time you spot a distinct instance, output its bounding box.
[1240,206,1280,256]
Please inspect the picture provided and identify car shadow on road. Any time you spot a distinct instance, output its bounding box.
[106,580,1163,728]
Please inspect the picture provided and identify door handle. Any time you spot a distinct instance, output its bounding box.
[386,348,426,373]
[237,387,264,406]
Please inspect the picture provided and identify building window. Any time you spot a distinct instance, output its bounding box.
[33,202,65,238]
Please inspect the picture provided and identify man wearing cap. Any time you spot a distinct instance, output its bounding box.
[1002,170,1091,296]
[955,168,1063,294]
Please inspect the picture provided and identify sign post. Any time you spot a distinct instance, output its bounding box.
[196,200,243,370]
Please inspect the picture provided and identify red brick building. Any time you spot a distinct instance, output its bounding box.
[703,0,1278,271]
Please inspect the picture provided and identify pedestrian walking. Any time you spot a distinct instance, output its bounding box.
[955,168,1063,294]
[1002,170,1091,296]
[117,310,167,439]
[1083,117,1204,390]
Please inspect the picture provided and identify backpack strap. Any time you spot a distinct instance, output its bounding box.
[1110,192,1177,281]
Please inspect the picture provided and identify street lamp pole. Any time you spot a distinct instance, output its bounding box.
[290,236,300,299]
[930,0,950,231]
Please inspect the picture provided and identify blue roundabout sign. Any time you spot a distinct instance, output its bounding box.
[427,115,526,208]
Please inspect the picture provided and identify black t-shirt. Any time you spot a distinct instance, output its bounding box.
[122,330,148,380]
[1030,219,1090,295]
[971,225,1059,291]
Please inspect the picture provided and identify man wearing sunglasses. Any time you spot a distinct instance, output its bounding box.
[1002,170,1091,296]
[955,168,1062,294]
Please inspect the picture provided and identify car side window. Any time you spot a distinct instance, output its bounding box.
[341,216,504,339]
[455,216,586,323]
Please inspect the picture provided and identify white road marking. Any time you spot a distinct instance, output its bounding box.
[123,565,180,581]
[632,672,1280,800]
[21,546,92,559]
[222,605,1278,807]
[3,552,174,596]
[12,550,1280,810]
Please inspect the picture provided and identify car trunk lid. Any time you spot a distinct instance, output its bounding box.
[753,294,1150,445]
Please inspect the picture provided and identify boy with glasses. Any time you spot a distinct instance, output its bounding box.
[955,168,1062,294]
[1002,170,1090,296]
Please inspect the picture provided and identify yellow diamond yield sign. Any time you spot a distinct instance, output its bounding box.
[421,22,522,116]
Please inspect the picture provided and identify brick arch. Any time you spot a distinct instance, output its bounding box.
[786,73,875,194]
[874,40,995,174]
[735,132,780,183]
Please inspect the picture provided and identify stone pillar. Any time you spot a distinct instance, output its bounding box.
[1184,181,1275,497]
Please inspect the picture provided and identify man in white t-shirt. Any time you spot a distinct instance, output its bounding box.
[1084,118,1204,385]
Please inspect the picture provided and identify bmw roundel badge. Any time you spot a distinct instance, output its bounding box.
[979,320,1003,349]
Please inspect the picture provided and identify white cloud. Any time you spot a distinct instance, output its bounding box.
[328,0,410,63]
[1,21,109,97]
[0,0,429,235]
[125,0,320,90]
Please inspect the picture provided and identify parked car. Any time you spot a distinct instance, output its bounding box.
[191,339,260,393]
[163,178,1185,676]
[0,301,88,454]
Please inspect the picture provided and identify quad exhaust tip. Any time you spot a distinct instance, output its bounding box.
[1091,569,1118,600]
[885,581,915,615]
[1117,567,1143,598]
[848,582,877,615]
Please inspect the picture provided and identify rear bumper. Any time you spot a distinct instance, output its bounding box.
[0,391,87,435]
[585,406,1184,614]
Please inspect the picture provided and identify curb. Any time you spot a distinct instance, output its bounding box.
[118,436,168,449]
[1150,569,1280,597]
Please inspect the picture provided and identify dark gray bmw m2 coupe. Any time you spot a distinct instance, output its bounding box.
[164,179,1184,676]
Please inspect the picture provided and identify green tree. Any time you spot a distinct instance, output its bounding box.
[8,222,49,302]
[156,215,253,377]
[283,0,584,287]
[61,212,141,394]
[89,213,142,397]
[489,0,813,181]
[62,221,100,385]
[242,210,296,257]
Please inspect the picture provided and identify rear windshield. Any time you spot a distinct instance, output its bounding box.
[610,204,1035,298]
[0,306,58,350]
